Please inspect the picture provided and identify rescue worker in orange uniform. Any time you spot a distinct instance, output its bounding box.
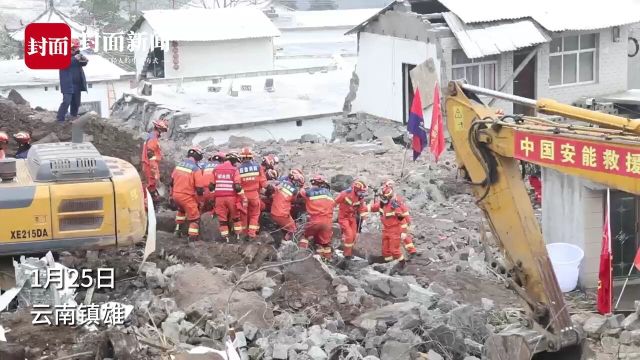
[299,175,335,261]
[199,152,225,214]
[142,119,168,205]
[269,169,305,241]
[237,147,267,239]
[170,146,205,241]
[369,184,410,270]
[335,179,369,260]
[260,168,280,212]
[210,152,245,241]
[13,132,31,159]
[0,131,8,159]
[261,154,279,176]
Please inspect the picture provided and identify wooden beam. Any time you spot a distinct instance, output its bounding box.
[488,44,542,106]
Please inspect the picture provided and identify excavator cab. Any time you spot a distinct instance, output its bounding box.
[442,81,622,359]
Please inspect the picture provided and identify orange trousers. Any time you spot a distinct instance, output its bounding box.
[338,217,358,257]
[239,192,261,238]
[215,196,242,237]
[302,219,333,260]
[173,192,200,239]
[382,229,403,262]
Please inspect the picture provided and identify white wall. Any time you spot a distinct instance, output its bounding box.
[352,32,440,123]
[629,24,640,89]
[134,21,154,77]
[1,79,131,118]
[163,38,275,79]
[191,116,334,145]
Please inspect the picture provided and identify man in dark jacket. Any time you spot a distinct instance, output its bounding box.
[56,38,88,122]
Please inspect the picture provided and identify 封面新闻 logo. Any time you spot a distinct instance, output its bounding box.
[24,23,72,70]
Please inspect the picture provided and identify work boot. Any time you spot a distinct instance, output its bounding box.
[390,260,407,275]
[336,256,352,270]
[174,224,183,238]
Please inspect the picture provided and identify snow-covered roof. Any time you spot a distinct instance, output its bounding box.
[274,8,382,29]
[436,0,640,32]
[8,5,98,42]
[0,54,132,87]
[131,7,281,42]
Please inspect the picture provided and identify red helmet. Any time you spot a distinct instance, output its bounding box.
[226,152,241,164]
[266,168,278,180]
[209,151,226,162]
[13,131,31,144]
[288,169,305,187]
[0,131,8,143]
[380,185,394,202]
[240,147,253,160]
[352,179,367,197]
[262,154,279,169]
[71,38,80,49]
[187,146,204,161]
[153,119,169,132]
[310,174,329,188]
[382,179,395,188]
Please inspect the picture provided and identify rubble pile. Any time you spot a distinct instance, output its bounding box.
[574,302,640,358]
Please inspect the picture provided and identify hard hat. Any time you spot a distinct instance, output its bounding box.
[152,119,169,132]
[0,131,8,143]
[262,154,278,169]
[310,174,329,188]
[380,185,394,201]
[13,131,31,144]
[382,179,395,188]
[71,38,80,48]
[209,151,226,162]
[225,152,241,163]
[240,147,253,160]
[187,146,204,161]
[266,168,278,180]
[288,169,305,187]
[352,179,367,197]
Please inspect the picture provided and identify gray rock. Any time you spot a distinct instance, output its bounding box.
[448,305,489,341]
[243,322,259,341]
[481,298,495,311]
[235,331,248,348]
[307,325,325,347]
[205,320,227,340]
[293,313,310,326]
[275,313,294,329]
[363,356,380,360]
[330,174,354,192]
[608,314,626,329]
[464,338,483,356]
[261,287,274,299]
[380,341,411,360]
[376,321,388,335]
[146,267,168,289]
[7,89,29,106]
[335,284,349,293]
[601,336,620,354]
[301,134,320,143]
[436,298,459,313]
[427,350,444,360]
[248,347,261,360]
[358,318,378,331]
[385,327,419,344]
[429,324,467,356]
[351,302,420,329]
[389,278,410,298]
[584,315,609,337]
[273,343,289,359]
[325,320,338,333]
[620,330,640,345]
[161,317,181,344]
[407,285,438,308]
[308,346,327,360]
[427,283,449,297]
[464,357,480,360]
[239,271,276,291]
[636,300,640,315]
[163,264,184,277]
[350,328,365,341]
[624,313,640,331]
[396,312,421,330]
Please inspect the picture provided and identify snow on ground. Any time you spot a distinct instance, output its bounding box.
[138,66,353,130]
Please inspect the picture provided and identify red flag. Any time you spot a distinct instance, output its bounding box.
[429,83,445,162]
[634,247,640,271]
[597,190,613,315]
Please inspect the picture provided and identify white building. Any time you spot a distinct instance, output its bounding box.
[0,54,133,117]
[130,7,281,79]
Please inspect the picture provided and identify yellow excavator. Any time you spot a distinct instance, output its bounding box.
[0,115,147,255]
[445,80,640,359]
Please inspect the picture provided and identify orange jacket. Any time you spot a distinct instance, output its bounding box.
[0,149,4,160]
[171,158,202,196]
[142,131,162,172]
[370,196,410,232]
[270,180,299,217]
[238,160,267,194]
[212,161,241,198]
[335,189,367,220]
[199,161,220,188]
[300,186,335,223]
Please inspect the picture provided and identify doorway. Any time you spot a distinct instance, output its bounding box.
[513,50,536,116]
[402,63,416,125]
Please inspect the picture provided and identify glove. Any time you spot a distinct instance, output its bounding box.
[196,187,204,196]
[208,182,215,192]
[400,233,407,240]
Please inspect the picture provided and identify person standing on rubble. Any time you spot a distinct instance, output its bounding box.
[369,183,411,272]
[199,152,225,215]
[269,169,305,242]
[170,146,205,242]
[13,132,31,159]
[57,39,88,122]
[335,179,369,263]
[0,131,8,159]
[299,175,335,262]
[237,147,267,240]
[210,152,245,241]
[142,119,168,206]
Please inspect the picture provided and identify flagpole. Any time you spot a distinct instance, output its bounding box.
[400,140,409,178]
[607,187,612,313]
[615,265,634,310]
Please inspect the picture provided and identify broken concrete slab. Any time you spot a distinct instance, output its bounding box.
[308,346,328,360]
[426,349,444,360]
[237,270,276,291]
[624,313,640,331]
[407,285,438,308]
[380,340,411,360]
[351,302,420,329]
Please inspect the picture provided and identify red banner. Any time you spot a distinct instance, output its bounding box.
[514,131,640,178]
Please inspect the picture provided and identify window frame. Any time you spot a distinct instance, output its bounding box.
[450,49,498,90]
[549,33,598,88]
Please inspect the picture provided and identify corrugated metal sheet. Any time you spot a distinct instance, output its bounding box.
[275,8,382,29]
[443,12,550,58]
[137,8,281,42]
[345,1,397,35]
[437,0,640,31]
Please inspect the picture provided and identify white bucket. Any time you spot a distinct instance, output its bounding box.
[546,243,585,293]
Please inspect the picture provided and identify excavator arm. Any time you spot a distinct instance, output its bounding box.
[445,81,640,359]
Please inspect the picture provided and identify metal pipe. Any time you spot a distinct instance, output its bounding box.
[459,83,537,107]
